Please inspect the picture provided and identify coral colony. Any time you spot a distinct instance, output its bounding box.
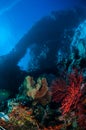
[0,69,86,129]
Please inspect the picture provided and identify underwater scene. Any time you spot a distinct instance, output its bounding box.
[0,0,86,130]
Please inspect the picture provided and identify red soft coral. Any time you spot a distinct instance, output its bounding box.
[51,70,83,114]
[61,71,83,114]
[51,70,86,128]
[51,79,67,103]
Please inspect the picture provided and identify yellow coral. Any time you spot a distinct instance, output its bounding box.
[23,76,51,105]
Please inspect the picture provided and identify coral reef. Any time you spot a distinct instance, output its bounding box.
[0,70,86,129]
[0,105,39,130]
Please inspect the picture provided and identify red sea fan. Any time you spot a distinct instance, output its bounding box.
[51,79,67,103]
[61,71,83,115]
[51,70,83,115]
[51,70,86,128]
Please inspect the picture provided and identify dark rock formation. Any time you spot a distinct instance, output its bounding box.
[0,7,86,97]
